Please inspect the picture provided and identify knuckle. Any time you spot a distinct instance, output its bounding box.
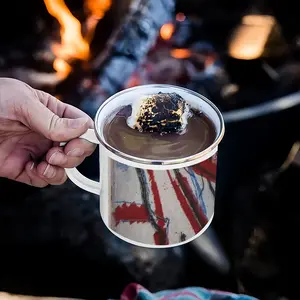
[48,115,65,141]
[47,150,67,166]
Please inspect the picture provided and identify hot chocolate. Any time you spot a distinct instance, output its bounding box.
[103,104,216,160]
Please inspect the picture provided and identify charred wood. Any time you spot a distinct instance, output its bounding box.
[75,0,176,116]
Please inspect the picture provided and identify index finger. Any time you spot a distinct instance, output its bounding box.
[35,89,94,126]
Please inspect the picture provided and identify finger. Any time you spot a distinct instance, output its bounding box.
[35,89,93,122]
[15,161,49,188]
[36,161,67,185]
[45,139,96,168]
[25,90,92,142]
[64,138,96,156]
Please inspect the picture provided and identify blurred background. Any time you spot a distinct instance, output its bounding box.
[1,0,300,299]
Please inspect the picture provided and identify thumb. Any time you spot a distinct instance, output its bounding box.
[27,98,91,142]
[45,114,90,142]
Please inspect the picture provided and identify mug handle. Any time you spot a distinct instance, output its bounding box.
[60,128,101,195]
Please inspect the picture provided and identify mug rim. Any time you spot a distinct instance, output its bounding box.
[94,84,225,167]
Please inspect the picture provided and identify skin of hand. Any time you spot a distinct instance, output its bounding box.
[0,78,96,187]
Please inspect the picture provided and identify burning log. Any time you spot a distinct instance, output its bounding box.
[78,0,176,117]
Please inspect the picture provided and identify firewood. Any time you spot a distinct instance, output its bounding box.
[78,0,176,111]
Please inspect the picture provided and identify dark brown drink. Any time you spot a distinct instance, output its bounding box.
[103,105,216,160]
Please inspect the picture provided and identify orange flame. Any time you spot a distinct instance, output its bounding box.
[85,0,111,19]
[44,0,111,79]
[160,23,175,40]
[84,0,112,44]
[170,48,191,59]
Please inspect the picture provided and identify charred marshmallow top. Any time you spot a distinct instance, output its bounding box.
[127,92,191,135]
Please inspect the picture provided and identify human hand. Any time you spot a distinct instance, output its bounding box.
[0,78,96,187]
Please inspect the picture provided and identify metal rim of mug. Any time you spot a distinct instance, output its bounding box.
[94,84,225,167]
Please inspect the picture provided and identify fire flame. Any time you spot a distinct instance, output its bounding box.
[170,48,191,59]
[44,0,111,79]
[160,23,175,40]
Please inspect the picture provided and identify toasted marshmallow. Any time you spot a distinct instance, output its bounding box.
[127,92,191,134]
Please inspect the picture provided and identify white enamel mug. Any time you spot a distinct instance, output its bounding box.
[63,84,225,248]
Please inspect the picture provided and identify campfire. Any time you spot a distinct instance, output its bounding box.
[0,0,299,115]
[1,0,177,111]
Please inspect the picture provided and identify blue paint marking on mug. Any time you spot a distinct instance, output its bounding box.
[116,162,129,171]
[186,167,207,216]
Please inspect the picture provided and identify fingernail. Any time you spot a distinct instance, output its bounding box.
[49,151,66,165]
[30,162,35,170]
[67,148,84,157]
[43,164,56,178]
[70,117,89,129]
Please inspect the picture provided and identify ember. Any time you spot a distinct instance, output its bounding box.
[160,23,175,41]
[170,48,191,59]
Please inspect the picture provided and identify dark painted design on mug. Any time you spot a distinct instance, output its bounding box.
[110,153,217,246]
